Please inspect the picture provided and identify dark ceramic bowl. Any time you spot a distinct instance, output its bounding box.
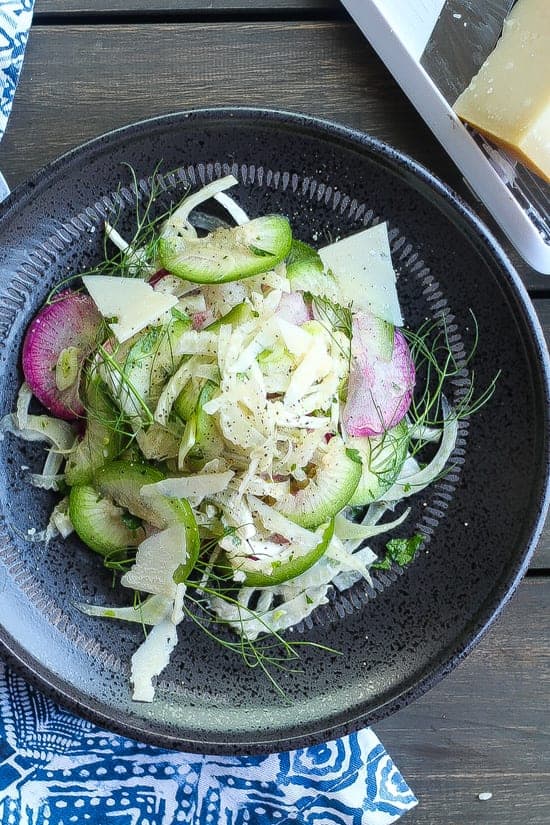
[0,108,548,754]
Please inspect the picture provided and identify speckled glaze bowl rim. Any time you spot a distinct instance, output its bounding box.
[0,107,549,754]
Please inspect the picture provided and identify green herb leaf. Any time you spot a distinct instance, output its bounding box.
[308,294,353,340]
[373,533,424,570]
[249,245,274,258]
[171,307,190,322]
[345,447,363,466]
[121,512,143,531]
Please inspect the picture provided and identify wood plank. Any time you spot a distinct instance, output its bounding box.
[35,0,338,14]
[3,21,545,290]
[5,22,444,181]
[378,578,550,824]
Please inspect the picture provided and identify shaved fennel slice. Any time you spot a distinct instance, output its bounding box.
[131,617,178,702]
[29,473,65,491]
[15,382,33,429]
[171,583,187,625]
[192,363,219,381]
[0,410,75,452]
[21,497,73,545]
[276,317,312,358]
[121,523,188,598]
[177,293,207,316]
[408,422,442,443]
[50,497,74,538]
[162,174,239,239]
[325,536,372,581]
[244,476,290,500]
[153,275,198,298]
[173,330,218,356]
[236,456,260,499]
[202,281,249,317]
[284,340,331,408]
[332,547,377,592]
[217,398,266,450]
[31,425,76,489]
[141,471,234,506]
[334,506,411,546]
[247,495,322,550]
[77,594,173,625]
[209,584,331,641]
[213,191,250,225]
[1,382,75,452]
[154,355,195,425]
[383,400,458,501]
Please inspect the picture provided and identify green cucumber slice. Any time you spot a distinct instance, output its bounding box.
[65,379,124,486]
[347,421,409,506]
[173,377,205,422]
[158,216,292,284]
[205,301,257,331]
[187,381,224,470]
[286,239,338,300]
[286,240,324,278]
[275,437,362,529]
[235,518,335,588]
[69,483,145,557]
[95,461,183,529]
[172,499,201,583]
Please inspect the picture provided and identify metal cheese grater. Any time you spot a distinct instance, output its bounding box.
[341,0,550,274]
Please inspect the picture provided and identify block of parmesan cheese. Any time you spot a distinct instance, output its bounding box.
[453,0,550,183]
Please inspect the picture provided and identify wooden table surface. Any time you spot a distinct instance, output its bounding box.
[1,2,549,822]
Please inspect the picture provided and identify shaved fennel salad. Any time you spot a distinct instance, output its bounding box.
[2,174,494,701]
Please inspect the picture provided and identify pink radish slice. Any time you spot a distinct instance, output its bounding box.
[343,312,415,437]
[276,291,312,326]
[148,269,170,287]
[22,291,103,420]
[192,310,215,330]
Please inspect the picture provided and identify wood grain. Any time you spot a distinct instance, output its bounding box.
[35,0,338,13]
[379,578,550,824]
[4,20,548,293]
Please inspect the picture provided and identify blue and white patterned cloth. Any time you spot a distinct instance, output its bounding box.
[0,664,417,823]
[0,0,34,141]
[0,3,417,822]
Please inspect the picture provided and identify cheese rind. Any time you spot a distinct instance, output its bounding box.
[453,0,550,183]
[82,275,178,342]
[318,222,403,327]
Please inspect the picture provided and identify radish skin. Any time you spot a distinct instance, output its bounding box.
[22,291,103,420]
[275,291,311,326]
[343,313,415,437]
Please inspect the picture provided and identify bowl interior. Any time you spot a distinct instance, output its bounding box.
[0,109,547,753]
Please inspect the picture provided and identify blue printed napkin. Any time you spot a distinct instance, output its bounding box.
[0,0,34,141]
[0,4,417,823]
[0,664,416,824]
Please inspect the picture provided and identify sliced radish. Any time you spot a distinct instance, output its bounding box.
[147,268,171,287]
[343,312,415,437]
[191,310,215,330]
[275,291,312,326]
[22,291,103,420]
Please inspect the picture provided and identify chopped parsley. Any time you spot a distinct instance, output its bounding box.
[372,533,424,571]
